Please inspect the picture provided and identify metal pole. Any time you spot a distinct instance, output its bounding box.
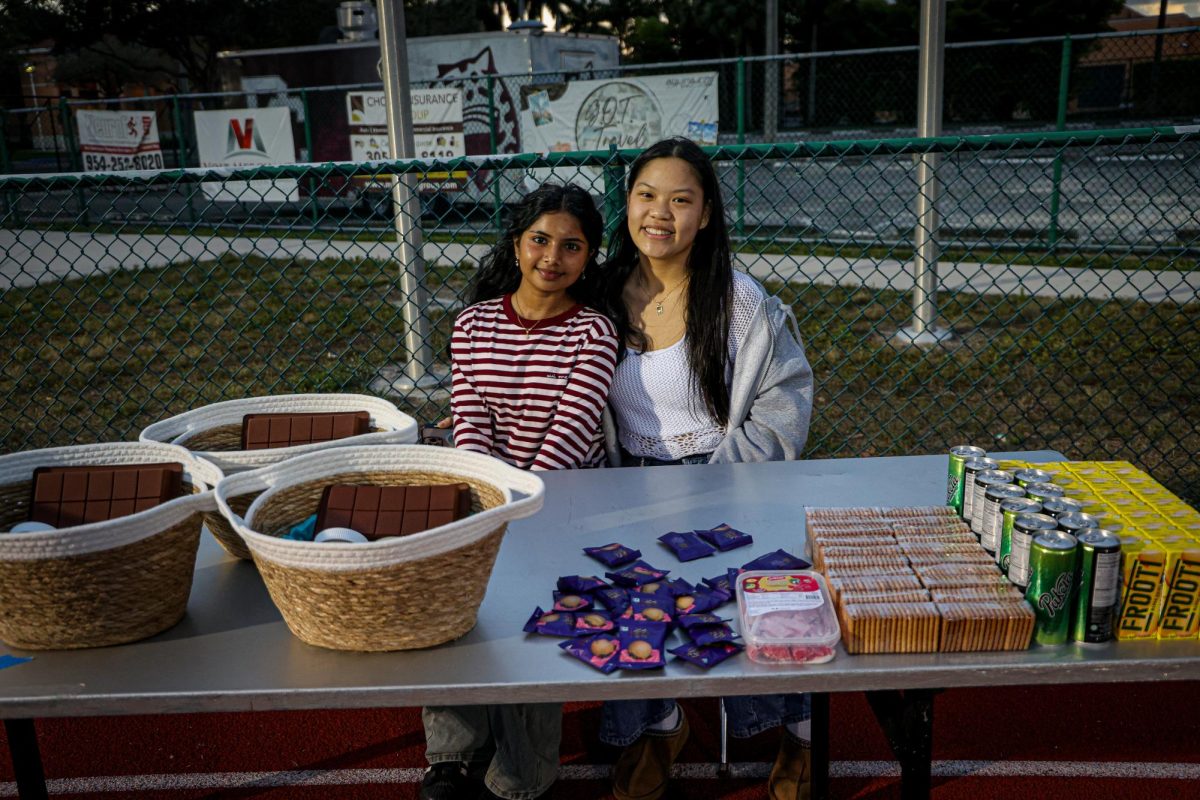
[300,88,320,227]
[1048,35,1071,249]
[894,0,951,346]
[1150,0,1169,115]
[487,75,502,235]
[764,0,779,142]
[377,0,435,390]
[736,57,746,239]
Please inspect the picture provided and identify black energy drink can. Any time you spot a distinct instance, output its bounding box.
[1072,529,1122,645]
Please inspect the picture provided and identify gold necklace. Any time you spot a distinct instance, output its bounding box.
[653,279,688,315]
[510,294,539,337]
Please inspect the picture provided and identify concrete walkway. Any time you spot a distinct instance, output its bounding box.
[2,229,1197,304]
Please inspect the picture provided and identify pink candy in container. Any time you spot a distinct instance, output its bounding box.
[736,570,842,664]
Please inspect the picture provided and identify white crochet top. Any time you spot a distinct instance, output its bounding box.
[611,271,761,460]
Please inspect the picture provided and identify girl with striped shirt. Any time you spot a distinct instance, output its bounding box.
[421,183,617,800]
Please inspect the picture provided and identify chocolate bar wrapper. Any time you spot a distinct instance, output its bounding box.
[522,607,576,637]
[552,591,593,613]
[557,575,609,594]
[616,620,669,670]
[658,530,716,562]
[606,560,670,588]
[698,523,754,552]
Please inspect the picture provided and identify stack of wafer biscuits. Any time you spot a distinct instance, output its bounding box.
[806,506,1035,654]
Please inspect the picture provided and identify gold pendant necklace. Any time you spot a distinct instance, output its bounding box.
[511,295,538,337]
[654,280,687,315]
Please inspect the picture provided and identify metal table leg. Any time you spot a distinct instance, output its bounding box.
[865,689,938,800]
[810,692,831,800]
[4,718,48,800]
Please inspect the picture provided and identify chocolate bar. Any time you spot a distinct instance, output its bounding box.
[240,411,371,450]
[30,463,184,527]
[314,483,472,539]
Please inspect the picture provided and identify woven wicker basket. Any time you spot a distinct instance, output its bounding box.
[0,442,223,650]
[214,445,544,652]
[140,394,418,561]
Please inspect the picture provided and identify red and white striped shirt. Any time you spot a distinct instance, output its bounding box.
[451,295,619,470]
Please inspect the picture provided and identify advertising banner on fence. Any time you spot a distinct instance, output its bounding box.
[193,107,298,202]
[517,72,718,191]
[346,89,467,191]
[519,72,719,155]
[75,110,164,172]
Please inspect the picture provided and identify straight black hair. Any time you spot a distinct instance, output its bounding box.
[602,137,734,426]
[468,182,606,307]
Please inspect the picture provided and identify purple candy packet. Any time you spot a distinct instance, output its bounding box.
[632,580,672,597]
[657,530,717,562]
[671,588,721,615]
[559,635,620,673]
[697,523,754,552]
[523,607,576,637]
[605,560,670,588]
[628,592,673,624]
[617,620,669,670]
[703,573,735,599]
[592,585,631,616]
[574,610,616,634]
[665,577,697,596]
[686,623,741,647]
[584,543,642,567]
[670,641,744,669]
[557,574,609,594]
[553,591,593,613]
[677,612,731,630]
[741,549,811,571]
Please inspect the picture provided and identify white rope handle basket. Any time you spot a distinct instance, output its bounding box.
[214,445,544,651]
[0,442,223,650]
[140,393,418,560]
[139,393,419,472]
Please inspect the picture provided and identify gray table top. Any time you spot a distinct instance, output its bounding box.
[2,451,1198,719]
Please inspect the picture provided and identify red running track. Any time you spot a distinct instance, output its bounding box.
[3,680,1198,798]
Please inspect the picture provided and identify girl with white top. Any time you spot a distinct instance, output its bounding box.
[597,137,815,800]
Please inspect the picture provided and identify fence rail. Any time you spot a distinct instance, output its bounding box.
[1,128,1198,506]
[4,26,1199,177]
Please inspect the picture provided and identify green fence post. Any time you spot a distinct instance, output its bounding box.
[1048,34,1071,250]
[487,75,502,235]
[0,109,11,219]
[301,89,319,228]
[736,57,746,239]
[171,95,196,226]
[603,143,626,244]
[60,97,89,225]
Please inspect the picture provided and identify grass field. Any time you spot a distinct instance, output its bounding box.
[1,253,1197,504]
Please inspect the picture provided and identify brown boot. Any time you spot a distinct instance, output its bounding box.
[611,710,690,800]
[768,730,812,800]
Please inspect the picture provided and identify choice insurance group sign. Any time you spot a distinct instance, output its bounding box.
[193,107,299,202]
[346,88,466,191]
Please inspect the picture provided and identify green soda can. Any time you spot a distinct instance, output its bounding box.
[1026,531,1079,646]
[1025,481,1066,505]
[1013,468,1053,488]
[1041,497,1086,519]
[1058,511,1103,538]
[961,457,999,524]
[947,445,987,515]
[1009,512,1059,589]
[998,497,1042,573]
[980,483,1026,557]
[1072,529,1122,645]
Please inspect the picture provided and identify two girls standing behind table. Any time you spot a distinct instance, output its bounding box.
[422,183,618,800]
[597,138,815,800]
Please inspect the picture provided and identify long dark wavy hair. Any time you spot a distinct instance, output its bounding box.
[468,182,606,307]
[602,137,734,426]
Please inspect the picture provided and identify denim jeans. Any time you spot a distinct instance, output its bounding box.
[600,448,811,747]
[423,703,561,799]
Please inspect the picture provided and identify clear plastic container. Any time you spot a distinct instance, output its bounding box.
[736,570,842,664]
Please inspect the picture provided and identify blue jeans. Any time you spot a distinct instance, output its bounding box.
[600,450,811,746]
[423,703,561,799]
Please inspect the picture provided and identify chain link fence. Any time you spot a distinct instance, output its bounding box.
[5,27,1200,177]
[2,127,1197,504]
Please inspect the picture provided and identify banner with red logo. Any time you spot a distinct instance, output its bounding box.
[193,107,298,202]
[76,110,164,172]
